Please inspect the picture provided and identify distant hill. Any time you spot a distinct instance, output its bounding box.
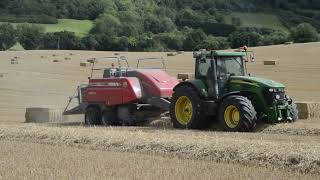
[0,0,319,51]
[0,0,319,31]
[225,12,288,31]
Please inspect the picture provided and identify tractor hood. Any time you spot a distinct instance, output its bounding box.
[230,76,285,88]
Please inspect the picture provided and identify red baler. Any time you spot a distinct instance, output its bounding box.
[64,56,179,125]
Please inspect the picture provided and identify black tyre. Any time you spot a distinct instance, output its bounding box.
[219,95,257,132]
[287,96,299,122]
[289,103,299,122]
[101,107,118,126]
[170,85,206,129]
[85,106,101,126]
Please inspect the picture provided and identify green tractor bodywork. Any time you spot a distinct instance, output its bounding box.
[228,76,293,123]
[171,50,297,131]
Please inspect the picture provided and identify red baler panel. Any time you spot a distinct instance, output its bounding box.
[123,78,142,103]
[134,69,179,98]
[85,78,142,106]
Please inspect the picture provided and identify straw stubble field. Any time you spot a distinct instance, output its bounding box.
[0,42,320,179]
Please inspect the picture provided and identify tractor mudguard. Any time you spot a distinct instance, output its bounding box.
[219,91,241,102]
[173,79,208,98]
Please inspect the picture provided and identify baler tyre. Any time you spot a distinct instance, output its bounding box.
[289,103,299,122]
[170,85,206,129]
[101,107,118,126]
[85,107,101,126]
[219,95,257,132]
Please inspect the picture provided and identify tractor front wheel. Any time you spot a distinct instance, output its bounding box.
[85,106,101,126]
[219,95,257,132]
[170,85,206,129]
[289,103,299,122]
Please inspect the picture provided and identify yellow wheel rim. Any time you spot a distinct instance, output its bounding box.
[175,96,193,125]
[224,105,240,128]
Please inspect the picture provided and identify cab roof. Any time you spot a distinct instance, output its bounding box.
[193,50,246,58]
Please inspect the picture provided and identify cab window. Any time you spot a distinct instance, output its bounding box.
[217,57,244,76]
[198,58,211,76]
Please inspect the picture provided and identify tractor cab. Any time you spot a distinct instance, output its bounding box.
[194,50,248,99]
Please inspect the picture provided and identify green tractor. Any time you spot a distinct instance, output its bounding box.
[170,49,298,132]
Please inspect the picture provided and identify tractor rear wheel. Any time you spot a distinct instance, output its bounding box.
[101,107,118,126]
[219,95,257,132]
[170,85,206,129]
[85,107,101,126]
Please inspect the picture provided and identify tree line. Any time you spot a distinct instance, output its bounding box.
[0,22,318,51]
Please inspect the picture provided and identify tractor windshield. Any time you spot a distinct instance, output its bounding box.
[217,56,244,76]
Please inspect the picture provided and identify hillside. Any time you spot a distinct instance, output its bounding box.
[225,12,287,31]
[0,0,319,51]
[35,19,93,37]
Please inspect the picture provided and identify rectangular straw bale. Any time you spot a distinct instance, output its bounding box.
[25,108,65,123]
[80,62,91,67]
[296,102,320,119]
[87,58,98,63]
[177,73,195,80]
[11,60,18,64]
[167,52,177,56]
[263,60,277,65]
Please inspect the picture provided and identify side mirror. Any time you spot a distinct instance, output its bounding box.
[88,77,91,80]
[250,54,255,62]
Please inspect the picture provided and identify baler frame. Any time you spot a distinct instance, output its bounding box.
[89,56,130,79]
[136,57,167,71]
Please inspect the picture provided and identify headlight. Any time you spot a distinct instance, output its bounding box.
[275,94,281,100]
[269,88,275,92]
[269,88,284,92]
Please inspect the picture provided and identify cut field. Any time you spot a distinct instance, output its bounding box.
[0,118,319,174]
[9,42,24,51]
[1,140,317,180]
[225,12,288,31]
[42,19,93,37]
[3,19,93,37]
[0,42,320,179]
